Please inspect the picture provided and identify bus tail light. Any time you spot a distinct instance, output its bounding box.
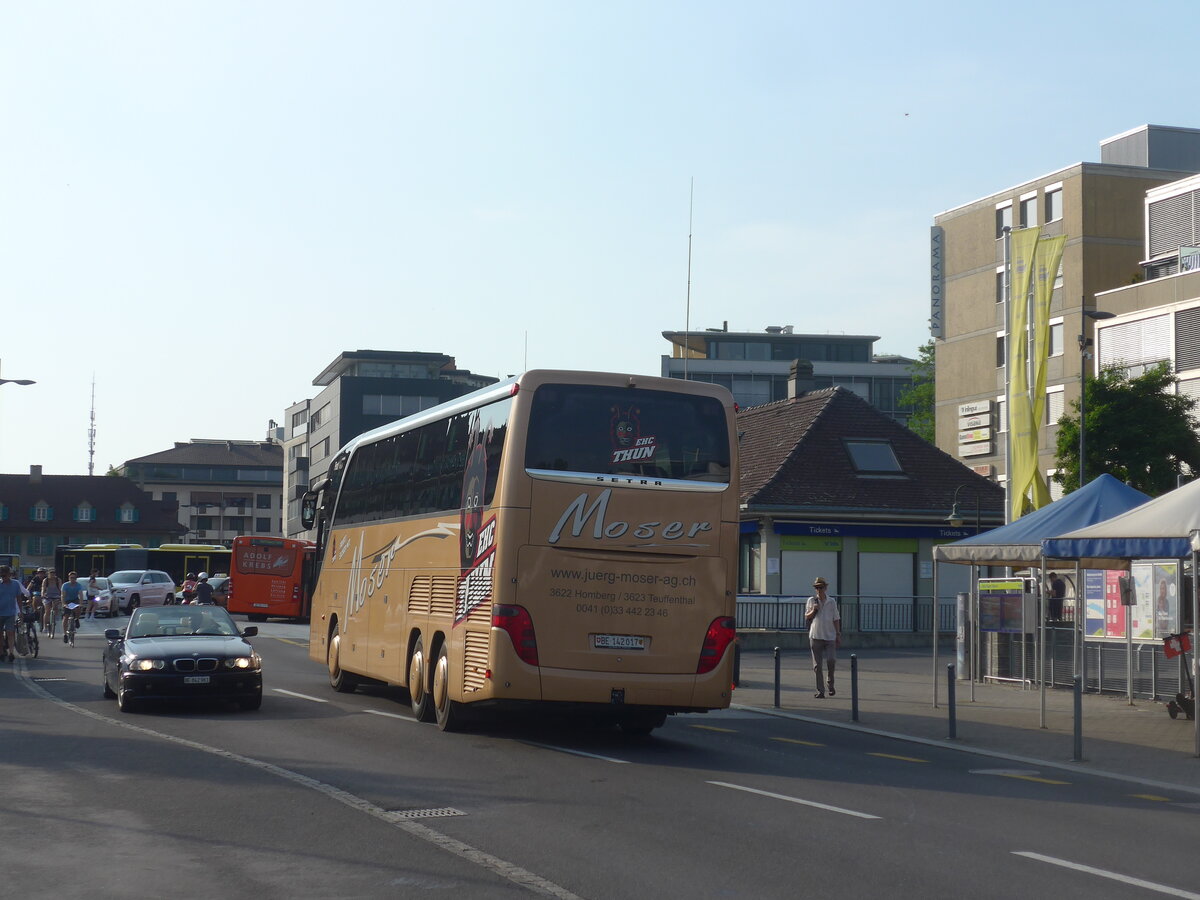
[493,604,539,666]
[697,617,736,674]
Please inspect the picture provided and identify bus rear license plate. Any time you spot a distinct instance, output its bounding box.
[593,634,647,650]
[253,604,268,608]
[184,676,211,684]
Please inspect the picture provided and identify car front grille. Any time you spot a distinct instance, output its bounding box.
[173,658,219,673]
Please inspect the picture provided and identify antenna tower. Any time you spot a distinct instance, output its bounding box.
[88,374,96,476]
[684,177,694,378]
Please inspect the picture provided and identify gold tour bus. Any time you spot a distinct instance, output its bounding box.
[302,369,739,733]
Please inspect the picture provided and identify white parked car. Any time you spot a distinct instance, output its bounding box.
[107,570,176,613]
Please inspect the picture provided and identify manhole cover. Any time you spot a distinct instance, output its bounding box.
[387,807,466,819]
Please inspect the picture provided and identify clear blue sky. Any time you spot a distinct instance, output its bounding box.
[1,0,1191,477]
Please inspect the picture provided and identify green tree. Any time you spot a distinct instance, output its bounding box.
[1053,362,1200,496]
[897,339,935,443]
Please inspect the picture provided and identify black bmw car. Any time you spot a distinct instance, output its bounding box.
[103,605,263,712]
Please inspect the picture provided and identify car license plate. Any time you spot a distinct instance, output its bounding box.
[183,676,211,684]
[593,634,647,650]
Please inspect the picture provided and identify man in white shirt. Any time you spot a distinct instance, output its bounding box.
[805,576,841,699]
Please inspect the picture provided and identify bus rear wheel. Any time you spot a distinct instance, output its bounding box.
[409,637,434,722]
[328,628,359,693]
[433,643,464,732]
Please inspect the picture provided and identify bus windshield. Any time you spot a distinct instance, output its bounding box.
[525,383,731,482]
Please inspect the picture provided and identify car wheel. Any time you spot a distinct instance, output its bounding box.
[327,627,359,693]
[165,594,174,605]
[432,643,464,732]
[117,682,137,713]
[129,596,140,612]
[409,636,434,722]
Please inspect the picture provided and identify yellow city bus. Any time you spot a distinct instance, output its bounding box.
[303,369,739,733]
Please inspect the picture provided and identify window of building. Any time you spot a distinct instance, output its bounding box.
[995,269,1005,304]
[996,334,1005,368]
[996,395,1007,433]
[1054,258,1064,290]
[310,404,328,430]
[844,440,902,473]
[1047,470,1064,502]
[1046,386,1065,426]
[291,409,308,429]
[363,393,405,416]
[226,517,245,532]
[0,503,7,522]
[32,502,51,522]
[1045,186,1063,223]
[739,532,761,593]
[162,491,176,502]
[196,516,214,531]
[117,506,138,523]
[312,437,331,462]
[74,504,96,522]
[29,536,51,555]
[0,535,18,553]
[1050,320,1064,357]
[996,202,1013,238]
[255,517,272,533]
[1019,193,1038,228]
[256,493,272,509]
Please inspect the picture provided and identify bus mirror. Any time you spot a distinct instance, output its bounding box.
[300,491,318,529]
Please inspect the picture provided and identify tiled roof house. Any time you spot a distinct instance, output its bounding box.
[736,386,1004,615]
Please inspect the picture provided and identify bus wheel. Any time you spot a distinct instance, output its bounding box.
[619,711,666,736]
[433,643,464,732]
[328,629,359,693]
[408,637,434,722]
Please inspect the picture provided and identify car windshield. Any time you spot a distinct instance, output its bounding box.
[108,571,142,585]
[127,606,241,638]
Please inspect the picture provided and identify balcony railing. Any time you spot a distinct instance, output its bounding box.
[736,595,959,633]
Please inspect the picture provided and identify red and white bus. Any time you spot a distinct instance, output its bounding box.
[228,536,316,621]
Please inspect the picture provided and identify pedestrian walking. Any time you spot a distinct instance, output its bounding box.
[805,576,841,698]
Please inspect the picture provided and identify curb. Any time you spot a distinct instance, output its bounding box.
[731,702,1200,798]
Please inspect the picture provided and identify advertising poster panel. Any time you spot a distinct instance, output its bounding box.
[1104,570,1126,638]
[1132,563,1155,639]
[978,578,1026,634]
[1084,569,1106,637]
[1153,561,1179,637]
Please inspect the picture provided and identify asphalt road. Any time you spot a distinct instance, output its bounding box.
[5,620,1200,900]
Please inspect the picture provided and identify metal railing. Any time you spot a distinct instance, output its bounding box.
[736,595,958,633]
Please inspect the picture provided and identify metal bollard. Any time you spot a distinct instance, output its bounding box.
[947,664,957,740]
[1073,675,1083,761]
[851,654,859,722]
[773,646,781,709]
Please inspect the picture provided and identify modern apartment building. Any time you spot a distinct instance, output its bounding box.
[121,438,284,544]
[1092,172,1200,417]
[283,350,497,536]
[661,324,916,424]
[932,125,1200,493]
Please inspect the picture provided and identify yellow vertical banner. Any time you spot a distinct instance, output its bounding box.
[1007,227,1041,520]
[1028,234,1067,511]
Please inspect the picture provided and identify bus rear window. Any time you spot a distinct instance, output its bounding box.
[525,384,730,483]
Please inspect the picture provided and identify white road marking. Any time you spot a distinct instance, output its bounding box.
[272,688,329,703]
[520,741,630,764]
[707,781,881,819]
[17,662,583,900]
[364,709,417,723]
[1014,852,1200,899]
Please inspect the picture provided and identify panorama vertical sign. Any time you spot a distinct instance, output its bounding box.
[930,226,944,338]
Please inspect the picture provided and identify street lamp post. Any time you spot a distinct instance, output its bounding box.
[1078,308,1115,488]
[945,483,981,534]
[945,484,982,699]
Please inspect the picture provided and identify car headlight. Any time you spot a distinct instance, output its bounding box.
[223,655,259,669]
[129,658,165,671]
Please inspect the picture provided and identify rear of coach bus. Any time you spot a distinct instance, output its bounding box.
[487,371,739,731]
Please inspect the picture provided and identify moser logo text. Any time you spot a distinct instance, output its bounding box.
[548,489,712,546]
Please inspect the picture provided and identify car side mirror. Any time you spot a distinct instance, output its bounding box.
[104,629,121,641]
[241,626,258,637]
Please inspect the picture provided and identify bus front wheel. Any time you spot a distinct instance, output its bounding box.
[433,643,465,732]
[408,637,434,722]
[328,628,359,694]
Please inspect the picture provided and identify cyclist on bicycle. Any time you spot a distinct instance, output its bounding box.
[41,568,62,634]
[61,572,85,644]
[27,567,46,625]
[0,565,30,662]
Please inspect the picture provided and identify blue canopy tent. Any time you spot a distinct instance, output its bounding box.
[1042,475,1200,756]
[930,474,1150,713]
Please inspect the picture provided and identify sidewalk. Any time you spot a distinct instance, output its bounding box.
[732,646,1200,794]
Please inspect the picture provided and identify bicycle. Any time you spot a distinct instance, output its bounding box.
[62,603,81,648]
[15,603,38,659]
